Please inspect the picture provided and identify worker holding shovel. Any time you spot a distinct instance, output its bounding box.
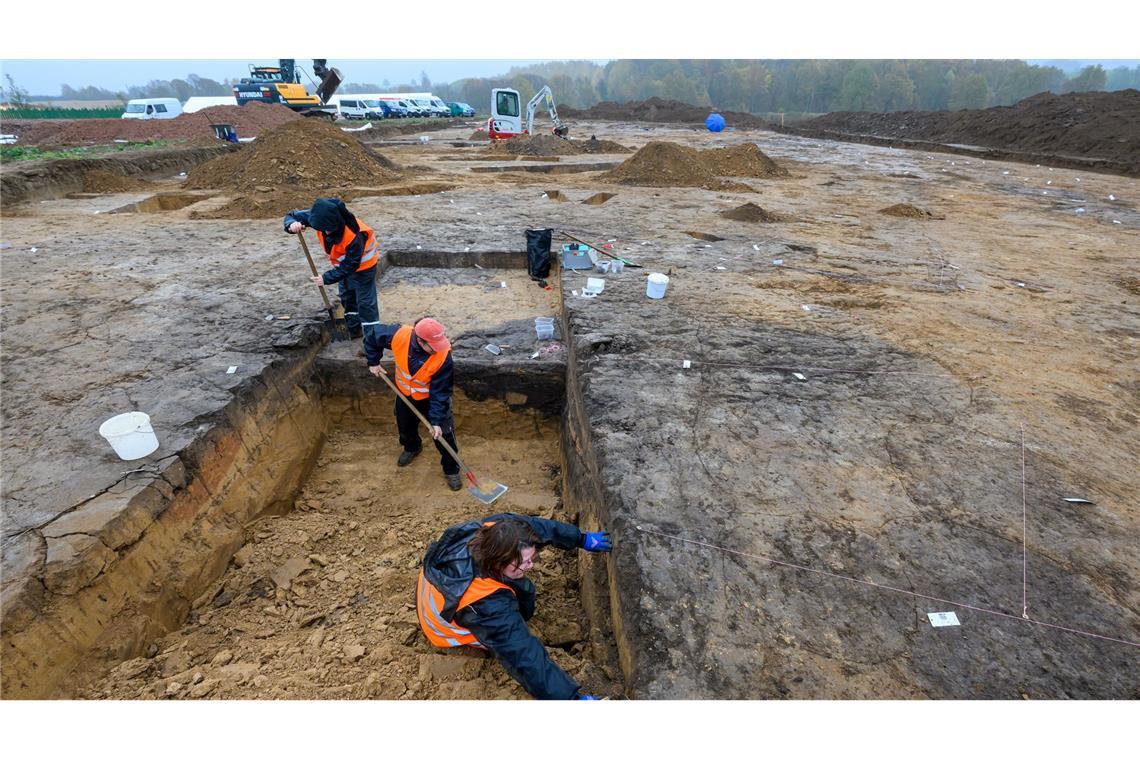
[366,318,464,491]
[284,197,380,342]
[417,513,612,699]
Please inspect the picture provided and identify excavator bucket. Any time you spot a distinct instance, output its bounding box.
[316,67,343,105]
[553,125,570,138]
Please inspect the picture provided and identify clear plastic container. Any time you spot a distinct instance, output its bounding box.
[535,317,555,340]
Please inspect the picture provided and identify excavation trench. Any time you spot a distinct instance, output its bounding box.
[6,253,624,700]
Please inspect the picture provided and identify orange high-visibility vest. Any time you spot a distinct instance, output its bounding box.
[392,324,450,400]
[416,569,514,648]
[316,222,378,272]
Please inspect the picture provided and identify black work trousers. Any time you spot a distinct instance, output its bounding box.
[395,395,460,475]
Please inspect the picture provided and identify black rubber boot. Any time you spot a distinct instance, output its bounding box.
[397,448,421,467]
[446,473,463,491]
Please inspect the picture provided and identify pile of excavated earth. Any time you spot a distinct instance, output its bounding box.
[3,103,302,147]
[486,134,632,157]
[184,118,402,219]
[560,96,773,128]
[599,141,786,189]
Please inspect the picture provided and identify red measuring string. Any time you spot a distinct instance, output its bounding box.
[1021,424,1029,620]
[634,525,1140,650]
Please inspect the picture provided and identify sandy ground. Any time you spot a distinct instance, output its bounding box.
[64,405,621,699]
[3,119,1138,698]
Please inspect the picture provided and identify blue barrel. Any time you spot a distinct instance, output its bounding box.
[706,113,726,133]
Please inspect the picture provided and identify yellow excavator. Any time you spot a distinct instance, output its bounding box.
[232,59,343,117]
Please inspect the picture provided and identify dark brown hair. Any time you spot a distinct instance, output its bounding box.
[468,519,539,576]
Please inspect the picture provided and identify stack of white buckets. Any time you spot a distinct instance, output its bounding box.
[99,412,160,460]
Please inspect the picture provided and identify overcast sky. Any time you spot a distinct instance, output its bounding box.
[0,60,579,96]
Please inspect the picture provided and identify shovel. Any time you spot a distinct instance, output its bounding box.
[297,231,352,342]
[559,230,643,268]
[373,369,509,504]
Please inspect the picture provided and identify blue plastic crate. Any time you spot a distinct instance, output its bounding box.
[561,243,595,270]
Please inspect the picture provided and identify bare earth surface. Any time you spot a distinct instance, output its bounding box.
[2,116,1138,699]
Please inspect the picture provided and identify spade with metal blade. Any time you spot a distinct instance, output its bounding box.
[373,369,508,504]
[297,231,352,341]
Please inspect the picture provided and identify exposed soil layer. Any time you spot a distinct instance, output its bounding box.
[3,103,302,147]
[720,202,785,222]
[785,90,1140,177]
[561,97,773,129]
[185,118,401,193]
[68,410,623,700]
[82,169,154,193]
[189,183,458,220]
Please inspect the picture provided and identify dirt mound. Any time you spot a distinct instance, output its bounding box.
[561,97,773,129]
[190,189,335,220]
[495,134,586,156]
[879,203,938,219]
[720,202,784,222]
[702,143,788,177]
[791,90,1140,176]
[599,141,754,191]
[577,137,633,154]
[468,129,489,140]
[185,119,401,192]
[13,103,301,147]
[81,169,153,193]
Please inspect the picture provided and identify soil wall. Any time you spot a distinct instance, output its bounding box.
[1,337,327,698]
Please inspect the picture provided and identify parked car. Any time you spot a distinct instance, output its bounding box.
[335,97,387,120]
[380,99,408,118]
[360,99,394,119]
[429,96,451,117]
[401,99,429,118]
[448,101,476,117]
[121,97,182,120]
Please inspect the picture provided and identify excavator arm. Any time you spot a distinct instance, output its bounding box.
[524,86,569,138]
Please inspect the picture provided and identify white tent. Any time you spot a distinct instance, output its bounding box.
[183,96,238,113]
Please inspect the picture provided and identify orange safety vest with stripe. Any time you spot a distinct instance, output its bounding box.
[392,324,450,400]
[417,569,514,648]
[316,222,379,272]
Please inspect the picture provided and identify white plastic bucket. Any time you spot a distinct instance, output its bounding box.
[99,412,159,460]
[647,273,669,299]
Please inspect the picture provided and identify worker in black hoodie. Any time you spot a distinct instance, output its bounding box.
[416,513,613,699]
[284,197,380,342]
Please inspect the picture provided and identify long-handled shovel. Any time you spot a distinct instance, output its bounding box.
[373,370,509,504]
[297,231,352,342]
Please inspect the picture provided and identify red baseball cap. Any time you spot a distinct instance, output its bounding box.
[414,318,451,353]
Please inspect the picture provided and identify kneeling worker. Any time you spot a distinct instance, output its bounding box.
[367,318,462,491]
[417,513,613,700]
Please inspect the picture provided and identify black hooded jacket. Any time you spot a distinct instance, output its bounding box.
[422,512,584,700]
[283,197,366,285]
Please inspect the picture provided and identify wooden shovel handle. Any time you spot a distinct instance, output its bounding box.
[374,369,470,474]
[296,231,334,311]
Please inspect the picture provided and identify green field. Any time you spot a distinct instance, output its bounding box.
[2,106,125,120]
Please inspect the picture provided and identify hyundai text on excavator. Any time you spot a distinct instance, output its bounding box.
[488,86,569,140]
[233,59,343,118]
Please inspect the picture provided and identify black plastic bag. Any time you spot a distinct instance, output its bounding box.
[525,228,553,279]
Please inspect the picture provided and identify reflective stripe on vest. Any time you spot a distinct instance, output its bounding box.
[392,325,450,400]
[316,222,378,272]
[416,569,512,649]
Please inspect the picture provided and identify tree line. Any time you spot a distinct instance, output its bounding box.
[8,60,1140,115]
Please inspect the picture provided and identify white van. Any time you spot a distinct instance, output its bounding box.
[334,97,385,120]
[121,98,183,120]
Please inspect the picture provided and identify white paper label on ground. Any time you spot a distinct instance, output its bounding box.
[227,366,237,374]
[501,281,507,288]
[682,360,692,369]
[928,612,960,627]
[801,305,812,312]
[792,372,806,381]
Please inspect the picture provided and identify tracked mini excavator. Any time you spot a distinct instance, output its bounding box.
[488,85,569,140]
[232,59,343,118]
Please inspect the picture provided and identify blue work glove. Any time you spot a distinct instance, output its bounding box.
[578,694,601,700]
[580,531,612,552]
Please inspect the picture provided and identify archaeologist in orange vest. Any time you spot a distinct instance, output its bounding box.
[417,513,613,699]
[366,318,463,490]
[284,197,380,342]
